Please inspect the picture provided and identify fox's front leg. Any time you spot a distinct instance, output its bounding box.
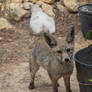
[51,78,58,92]
[49,73,58,92]
[63,76,72,92]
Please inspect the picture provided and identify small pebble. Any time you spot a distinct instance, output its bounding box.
[3,82,9,87]
[0,37,2,40]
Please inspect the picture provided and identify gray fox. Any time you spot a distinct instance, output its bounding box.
[29,27,75,92]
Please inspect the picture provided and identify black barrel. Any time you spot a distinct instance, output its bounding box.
[78,4,92,40]
[75,45,92,92]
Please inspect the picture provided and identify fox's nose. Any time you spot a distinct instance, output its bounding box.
[65,58,69,62]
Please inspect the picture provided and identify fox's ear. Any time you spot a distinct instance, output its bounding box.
[66,26,75,43]
[43,32,57,48]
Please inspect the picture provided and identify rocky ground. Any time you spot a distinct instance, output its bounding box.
[0,14,91,92]
[0,0,92,92]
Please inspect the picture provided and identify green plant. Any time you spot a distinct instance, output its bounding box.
[88,79,92,82]
[8,12,16,18]
[85,29,92,40]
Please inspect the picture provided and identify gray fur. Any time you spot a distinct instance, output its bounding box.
[29,27,75,92]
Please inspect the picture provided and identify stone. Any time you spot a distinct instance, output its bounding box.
[10,0,29,3]
[10,3,23,10]
[64,0,79,12]
[9,4,28,21]
[9,3,31,20]
[79,1,88,6]
[37,1,55,18]
[29,0,55,4]
[13,7,28,21]
[41,0,55,4]
[11,0,22,3]
[11,0,26,3]
[0,18,14,30]
[23,2,33,10]
[56,2,68,13]
[3,82,9,87]
[29,0,38,3]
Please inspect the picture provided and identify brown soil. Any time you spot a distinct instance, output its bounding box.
[0,10,91,92]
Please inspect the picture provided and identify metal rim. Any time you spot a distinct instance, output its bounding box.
[74,48,92,68]
[78,3,92,15]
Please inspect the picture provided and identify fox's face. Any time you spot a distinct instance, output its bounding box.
[56,44,74,63]
[43,27,75,63]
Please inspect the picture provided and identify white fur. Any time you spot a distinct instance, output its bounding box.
[29,4,55,34]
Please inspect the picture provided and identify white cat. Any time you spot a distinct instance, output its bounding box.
[29,4,56,35]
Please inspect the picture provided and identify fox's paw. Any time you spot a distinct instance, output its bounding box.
[29,82,35,90]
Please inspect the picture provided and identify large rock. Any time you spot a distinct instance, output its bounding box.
[29,0,55,4]
[10,3,23,10]
[11,0,28,3]
[0,18,14,30]
[23,2,33,10]
[9,4,28,21]
[64,0,79,12]
[13,7,28,21]
[11,0,23,3]
[37,1,55,18]
[41,0,55,4]
[56,2,68,13]
[29,0,38,3]
[10,0,30,3]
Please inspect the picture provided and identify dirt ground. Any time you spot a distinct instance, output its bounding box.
[0,10,92,92]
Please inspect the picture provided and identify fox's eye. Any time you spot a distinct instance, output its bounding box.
[57,50,62,54]
[66,48,71,52]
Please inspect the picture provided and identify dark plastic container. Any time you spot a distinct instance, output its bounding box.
[75,45,92,92]
[78,4,92,40]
